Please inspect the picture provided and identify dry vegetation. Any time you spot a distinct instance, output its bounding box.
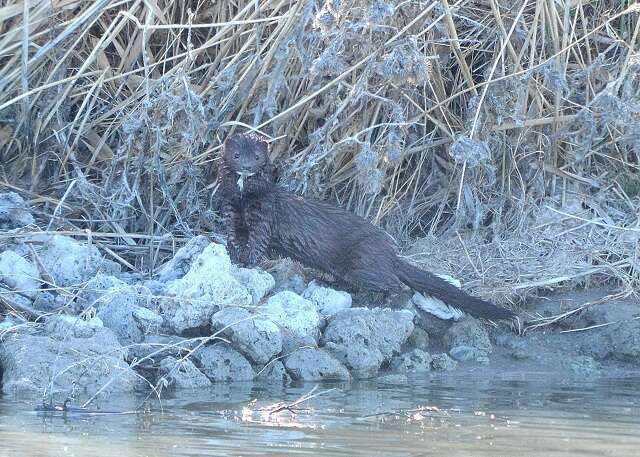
[1,0,639,306]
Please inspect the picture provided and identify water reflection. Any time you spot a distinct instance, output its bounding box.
[0,374,639,457]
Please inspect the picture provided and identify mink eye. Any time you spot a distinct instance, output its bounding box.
[234,152,240,159]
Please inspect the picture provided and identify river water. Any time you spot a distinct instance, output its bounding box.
[0,373,638,457]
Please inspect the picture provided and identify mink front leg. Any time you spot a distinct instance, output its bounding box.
[223,202,247,264]
[242,203,272,266]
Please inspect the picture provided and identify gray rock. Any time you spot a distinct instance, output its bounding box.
[256,361,292,385]
[211,307,282,365]
[407,327,429,351]
[0,192,34,229]
[284,348,351,381]
[322,307,414,378]
[413,306,453,339]
[230,267,275,304]
[0,328,141,396]
[302,280,352,319]
[156,235,210,282]
[142,279,167,296]
[77,274,128,308]
[0,250,40,298]
[563,356,600,377]
[36,235,120,287]
[44,315,105,339]
[431,353,458,371]
[32,291,67,312]
[495,335,527,351]
[443,318,492,353]
[261,291,321,342]
[194,344,255,382]
[162,243,252,333]
[390,349,432,373]
[157,356,212,389]
[449,345,490,364]
[96,286,151,345]
[268,258,307,294]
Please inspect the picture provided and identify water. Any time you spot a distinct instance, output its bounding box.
[0,373,639,457]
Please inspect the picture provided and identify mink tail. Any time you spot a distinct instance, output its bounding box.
[395,259,515,320]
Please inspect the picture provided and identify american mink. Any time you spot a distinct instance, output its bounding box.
[219,132,514,320]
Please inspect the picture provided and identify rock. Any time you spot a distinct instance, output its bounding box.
[157,356,212,389]
[230,267,275,304]
[77,274,127,308]
[443,318,492,353]
[495,335,527,351]
[0,250,40,298]
[390,349,432,373]
[268,258,307,294]
[581,319,640,364]
[413,306,453,339]
[0,327,141,396]
[31,291,66,312]
[377,374,409,385]
[96,286,156,345]
[322,307,414,378]
[162,243,252,333]
[142,279,167,296]
[449,345,490,364]
[194,344,255,382]
[211,307,282,365]
[256,361,292,384]
[0,192,34,229]
[431,353,458,371]
[407,327,429,351]
[156,235,210,282]
[261,291,321,342]
[44,315,105,339]
[128,335,198,363]
[36,235,120,287]
[563,356,599,377]
[302,280,352,318]
[284,348,351,381]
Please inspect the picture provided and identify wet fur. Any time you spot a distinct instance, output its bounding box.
[220,133,514,320]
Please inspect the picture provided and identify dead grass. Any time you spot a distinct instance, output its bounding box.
[1,0,639,302]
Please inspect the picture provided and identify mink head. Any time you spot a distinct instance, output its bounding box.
[223,132,274,194]
[223,132,270,175]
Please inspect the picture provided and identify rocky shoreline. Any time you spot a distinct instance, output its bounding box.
[1,191,638,401]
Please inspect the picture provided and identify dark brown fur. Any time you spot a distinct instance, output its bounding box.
[220,133,514,320]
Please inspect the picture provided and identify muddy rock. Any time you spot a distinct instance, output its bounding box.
[211,307,282,365]
[302,280,352,319]
[322,307,414,378]
[156,235,210,282]
[0,327,141,396]
[377,374,409,385]
[230,267,275,304]
[0,192,34,230]
[256,361,292,384]
[431,353,458,371]
[36,235,120,287]
[390,349,432,373]
[413,306,453,339]
[449,345,490,364]
[162,243,252,334]
[261,291,321,342]
[0,250,40,298]
[194,344,255,382]
[407,327,429,351]
[443,318,492,353]
[157,356,212,389]
[284,348,351,381]
[563,355,600,377]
